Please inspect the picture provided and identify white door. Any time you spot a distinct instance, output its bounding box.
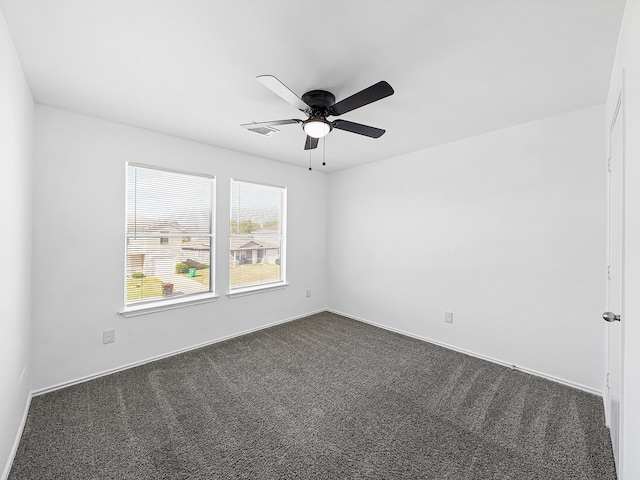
[605,86,624,474]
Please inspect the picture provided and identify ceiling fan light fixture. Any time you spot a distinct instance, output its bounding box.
[303,118,331,138]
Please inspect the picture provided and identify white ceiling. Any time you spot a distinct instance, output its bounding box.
[0,0,625,172]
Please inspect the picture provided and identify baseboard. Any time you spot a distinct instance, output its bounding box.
[2,392,32,480]
[328,308,603,397]
[33,308,326,397]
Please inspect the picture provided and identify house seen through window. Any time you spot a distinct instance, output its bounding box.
[230,179,286,290]
[125,164,215,306]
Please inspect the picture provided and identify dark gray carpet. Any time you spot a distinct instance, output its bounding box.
[9,312,616,479]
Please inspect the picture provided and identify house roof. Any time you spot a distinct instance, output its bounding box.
[127,219,189,234]
[230,237,280,251]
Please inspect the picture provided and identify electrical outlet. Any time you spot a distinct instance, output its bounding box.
[445,312,454,324]
[306,289,311,298]
[103,329,115,344]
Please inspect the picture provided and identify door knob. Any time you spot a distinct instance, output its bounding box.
[603,311,621,322]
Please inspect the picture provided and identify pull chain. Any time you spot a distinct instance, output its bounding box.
[323,137,326,166]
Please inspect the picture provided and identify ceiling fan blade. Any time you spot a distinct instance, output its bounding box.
[240,119,301,129]
[329,81,394,116]
[332,119,386,138]
[257,75,310,112]
[304,135,319,150]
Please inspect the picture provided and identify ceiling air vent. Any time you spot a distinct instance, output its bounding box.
[247,125,280,137]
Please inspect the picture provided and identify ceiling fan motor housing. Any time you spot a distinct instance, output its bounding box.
[302,90,336,114]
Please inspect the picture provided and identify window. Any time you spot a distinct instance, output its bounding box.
[125,163,215,309]
[230,179,286,292]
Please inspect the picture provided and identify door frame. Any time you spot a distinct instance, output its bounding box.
[605,71,626,476]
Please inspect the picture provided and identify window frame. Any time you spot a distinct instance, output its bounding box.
[227,178,287,298]
[120,162,218,317]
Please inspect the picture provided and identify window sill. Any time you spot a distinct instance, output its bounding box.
[226,282,289,299]
[119,293,219,317]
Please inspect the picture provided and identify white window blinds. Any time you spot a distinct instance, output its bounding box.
[125,164,215,306]
[127,165,213,235]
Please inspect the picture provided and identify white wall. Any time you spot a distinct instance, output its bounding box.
[607,0,640,477]
[328,105,606,392]
[31,105,327,391]
[0,8,33,480]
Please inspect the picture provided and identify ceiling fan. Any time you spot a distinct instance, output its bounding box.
[241,75,394,150]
